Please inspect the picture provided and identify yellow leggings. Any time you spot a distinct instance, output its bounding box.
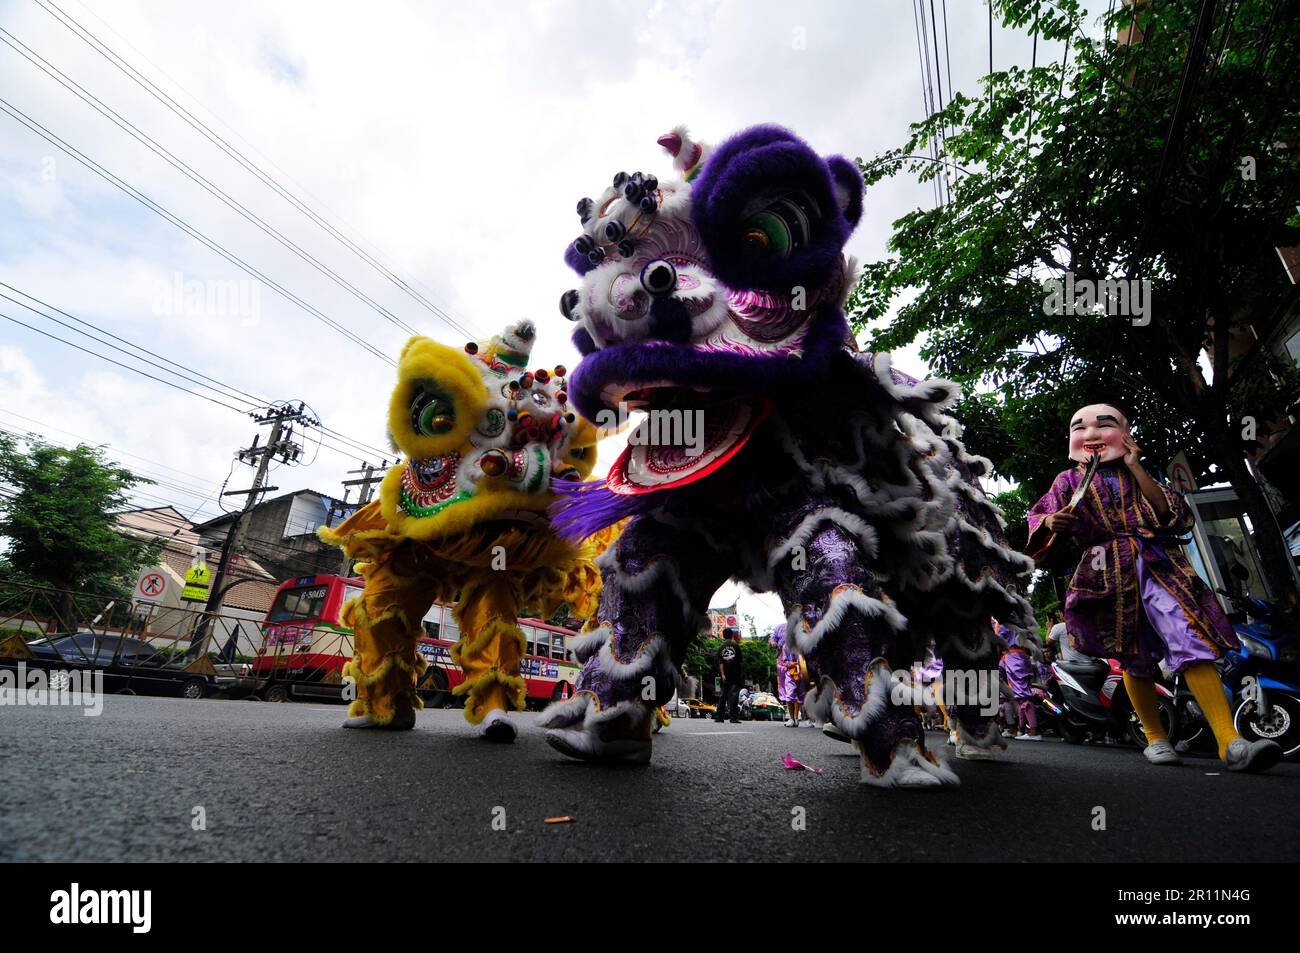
[344,554,524,727]
[1125,662,1239,759]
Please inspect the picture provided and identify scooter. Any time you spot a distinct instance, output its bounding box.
[1051,655,1174,747]
[1217,592,1300,758]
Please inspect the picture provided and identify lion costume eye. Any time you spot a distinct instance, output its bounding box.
[410,385,455,436]
[739,190,819,259]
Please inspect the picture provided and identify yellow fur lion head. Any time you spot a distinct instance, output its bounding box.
[378,320,598,544]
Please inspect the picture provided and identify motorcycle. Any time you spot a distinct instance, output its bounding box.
[1051,655,1173,747]
[1218,592,1300,758]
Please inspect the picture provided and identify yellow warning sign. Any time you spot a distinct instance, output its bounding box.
[182,563,211,602]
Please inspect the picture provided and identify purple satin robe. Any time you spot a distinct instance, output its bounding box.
[769,624,806,704]
[1027,462,1237,672]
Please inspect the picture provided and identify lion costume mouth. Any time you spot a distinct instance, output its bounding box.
[597,384,771,495]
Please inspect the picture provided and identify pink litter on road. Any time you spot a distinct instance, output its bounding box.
[783,753,822,774]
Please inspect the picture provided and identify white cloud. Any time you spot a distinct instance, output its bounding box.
[1,0,1075,582]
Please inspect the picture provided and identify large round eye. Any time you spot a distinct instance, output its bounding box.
[531,391,550,408]
[410,386,454,436]
[739,190,819,259]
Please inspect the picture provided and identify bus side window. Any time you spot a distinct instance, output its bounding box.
[422,621,440,639]
[520,624,535,657]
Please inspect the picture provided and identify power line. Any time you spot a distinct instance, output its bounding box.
[0,282,395,461]
[0,407,221,487]
[0,289,261,412]
[34,0,480,343]
[0,96,396,366]
[0,25,428,340]
[0,311,256,414]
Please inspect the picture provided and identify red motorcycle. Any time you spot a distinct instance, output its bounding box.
[1051,655,1174,746]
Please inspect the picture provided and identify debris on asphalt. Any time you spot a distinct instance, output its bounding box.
[783,753,822,775]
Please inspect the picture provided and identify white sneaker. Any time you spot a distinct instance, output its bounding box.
[784,718,796,727]
[342,710,415,730]
[822,723,853,744]
[1142,739,1182,765]
[1014,732,1028,740]
[955,743,996,761]
[545,726,651,764]
[1020,733,1043,742]
[479,709,516,743]
[1225,737,1283,773]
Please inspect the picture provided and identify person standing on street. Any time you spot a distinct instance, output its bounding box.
[714,627,744,724]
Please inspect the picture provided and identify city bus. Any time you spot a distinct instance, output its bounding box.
[248,574,581,707]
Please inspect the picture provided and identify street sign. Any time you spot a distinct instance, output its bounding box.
[136,569,169,603]
[182,563,211,602]
[1168,453,1198,494]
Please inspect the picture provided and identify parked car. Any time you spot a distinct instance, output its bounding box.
[745,691,786,721]
[684,697,716,719]
[667,694,691,717]
[10,632,216,699]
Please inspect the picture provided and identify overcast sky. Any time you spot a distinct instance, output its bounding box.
[1,0,1081,628]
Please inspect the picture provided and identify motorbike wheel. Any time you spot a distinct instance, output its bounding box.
[1126,700,1174,749]
[1059,717,1087,745]
[1234,693,1300,757]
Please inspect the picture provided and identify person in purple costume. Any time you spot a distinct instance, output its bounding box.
[769,624,807,726]
[996,621,1042,741]
[1027,403,1281,773]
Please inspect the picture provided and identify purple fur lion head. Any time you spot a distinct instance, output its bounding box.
[555,124,865,498]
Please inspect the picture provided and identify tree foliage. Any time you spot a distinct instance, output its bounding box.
[850,0,1300,602]
[0,434,160,612]
[684,634,779,694]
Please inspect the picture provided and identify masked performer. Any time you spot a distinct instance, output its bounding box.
[1027,403,1281,772]
[320,321,602,742]
[997,621,1042,741]
[770,623,808,726]
[540,124,1037,787]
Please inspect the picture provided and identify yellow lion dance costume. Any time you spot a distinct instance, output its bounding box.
[319,319,607,741]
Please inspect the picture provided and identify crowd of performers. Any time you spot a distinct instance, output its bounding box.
[323,122,1284,788]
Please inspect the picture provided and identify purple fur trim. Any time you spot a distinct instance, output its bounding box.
[572,326,597,356]
[569,300,849,418]
[825,156,864,226]
[547,478,672,542]
[565,240,597,276]
[691,124,857,293]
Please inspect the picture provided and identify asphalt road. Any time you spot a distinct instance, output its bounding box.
[2,695,1298,862]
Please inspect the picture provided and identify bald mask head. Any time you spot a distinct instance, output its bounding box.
[1068,403,1130,464]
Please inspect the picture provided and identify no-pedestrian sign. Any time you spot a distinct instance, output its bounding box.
[1168,453,1197,494]
[136,570,168,603]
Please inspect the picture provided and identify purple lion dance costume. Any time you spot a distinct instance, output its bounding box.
[540,124,1036,787]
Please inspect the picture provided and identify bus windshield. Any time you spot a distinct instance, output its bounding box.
[266,585,329,623]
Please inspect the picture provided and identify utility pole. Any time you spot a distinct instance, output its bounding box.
[333,459,390,576]
[193,403,316,650]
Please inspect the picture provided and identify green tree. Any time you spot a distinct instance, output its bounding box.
[851,0,1300,606]
[0,434,160,630]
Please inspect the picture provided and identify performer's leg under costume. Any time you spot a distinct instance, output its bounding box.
[937,620,1007,754]
[1125,556,1242,759]
[541,515,730,757]
[773,499,956,787]
[451,573,526,725]
[342,552,433,729]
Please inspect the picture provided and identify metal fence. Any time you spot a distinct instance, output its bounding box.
[0,582,257,673]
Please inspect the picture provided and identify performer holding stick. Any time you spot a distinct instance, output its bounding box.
[1027,403,1281,772]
